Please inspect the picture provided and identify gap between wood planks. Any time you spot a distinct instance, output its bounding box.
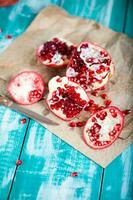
[7,119,30,200]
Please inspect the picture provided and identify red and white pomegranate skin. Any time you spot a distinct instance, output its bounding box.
[7,71,46,105]
[36,37,76,67]
[46,76,89,121]
[83,106,124,149]
[66,41,115,91]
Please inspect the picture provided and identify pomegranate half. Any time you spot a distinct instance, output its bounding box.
[83,106,124,149]
[36,37,76,67]
[66,41,115,91]
[7,71,46,105]
[46,76,89,121]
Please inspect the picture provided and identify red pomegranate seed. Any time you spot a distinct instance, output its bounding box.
[111,112,117,118]
[6,34,12,39]
[104,100,112,107]
[76,121,85,127]
[122,109,131,116]
[91,91,98,96]
[92,117,97,122]
[69,122,76,127]
[89,99,94,105]
[20,118,27,124]
[71,172,78,177]
[100,93,107,99]
[16,160,22,166]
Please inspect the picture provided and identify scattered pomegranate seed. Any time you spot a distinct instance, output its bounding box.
[6,34,12,39]
[104,100,112,107]
[71,172,78,177]
[69,122,76,127]
[20,118,27,124]
[76,121,85,127]
[16,160,22,166]
[100,93,107,99]
[122,109,131,116]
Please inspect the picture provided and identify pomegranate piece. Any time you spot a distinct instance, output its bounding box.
[36,37,76,67]
[66,41,115,91]
[0,0,18,7]
[83,106,124,149]
[46,76,89,121]
[7,71,46,105]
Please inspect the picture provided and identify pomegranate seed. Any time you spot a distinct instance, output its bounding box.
[71,172,78,177]
[91,91,98,96]
[111,112,117,118]
[104,100,112,107]
[92,117,97,122]
[100,93,107,99]
[76,121,85,127]
[69,122,76,127]
[16,160,22,166]
[89,99,94,105]
[100,50,108,57]
[6,34,12,39]
[122,109,131,116]
[20,118,27,124]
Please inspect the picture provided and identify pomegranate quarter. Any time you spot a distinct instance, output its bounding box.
[46,76,89,121]
[66,41,114,91]
[83,106,124,149]
[36,37,76,67]
[7,71,45,105]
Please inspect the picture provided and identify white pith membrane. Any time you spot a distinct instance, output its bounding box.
[47,76,89,120]
[8,72,44,105]
[37,37,74,66]
[84,107,124,149]
[66,42,114,91]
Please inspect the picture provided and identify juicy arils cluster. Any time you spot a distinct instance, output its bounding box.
[37,38,76,67]
[46,76,89,121]
[66,42,114,91]
[7,37,131,150]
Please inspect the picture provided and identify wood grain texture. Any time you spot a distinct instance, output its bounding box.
[0,106,29,200]
[9,120,102,200]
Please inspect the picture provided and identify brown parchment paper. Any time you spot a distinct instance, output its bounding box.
[0,6,133,167]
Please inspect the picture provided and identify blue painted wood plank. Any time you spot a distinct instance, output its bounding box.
[9,120,102,200]
[60,0,128,32]
[125,0,133,37]
[0,106,29,200]
[100,145,133,200]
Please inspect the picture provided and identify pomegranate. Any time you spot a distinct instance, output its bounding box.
[46,76,89,121]
[66,41,115,91]
[36,37,76,67]
[83,106,124,149]
[7,71,46,105]
[0,0,18,7]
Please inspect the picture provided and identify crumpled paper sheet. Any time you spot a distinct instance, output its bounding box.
[0,6,133,167]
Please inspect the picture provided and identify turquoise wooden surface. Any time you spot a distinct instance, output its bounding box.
[0,106,29,199]
[0,0,133,200]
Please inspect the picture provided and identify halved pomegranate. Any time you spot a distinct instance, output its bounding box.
[83,106,124,149]
[7,71,46,105]
[46,76,89,121]
[66,41,115,91]
[36,37,76,67]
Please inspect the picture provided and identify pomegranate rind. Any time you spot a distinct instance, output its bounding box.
[46,76,89,121]
[7,71,45,105]
[66,41,115,91]
[36,38,76,68]
[83,106,124,149]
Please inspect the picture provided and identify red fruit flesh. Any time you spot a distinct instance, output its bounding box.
[66,41,114,91]
[83,106,124,149]
[7,71,45,105]
[46,76,89,121]
[37,37,76,67]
